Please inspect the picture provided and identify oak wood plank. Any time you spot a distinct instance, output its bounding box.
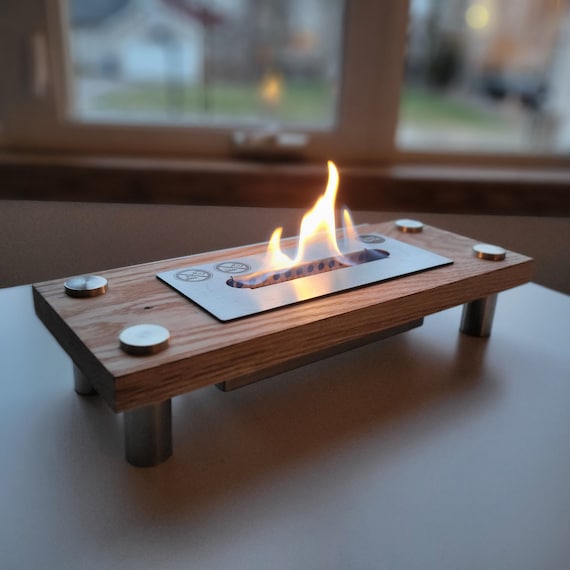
[217,319,424,392]
[33,222,534,411]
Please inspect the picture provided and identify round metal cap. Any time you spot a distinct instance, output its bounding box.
[473,243,506,261]
[119,324,170,356]
[64,275,108,298]
[395,219,424,233]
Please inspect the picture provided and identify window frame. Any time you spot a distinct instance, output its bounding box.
[1,0,569,170]
[0,0,410,163]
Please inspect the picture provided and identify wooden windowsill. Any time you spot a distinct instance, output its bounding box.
[1,152,569,216]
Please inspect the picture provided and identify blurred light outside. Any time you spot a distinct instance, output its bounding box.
[465,4,490,30]
[398,0,570,154]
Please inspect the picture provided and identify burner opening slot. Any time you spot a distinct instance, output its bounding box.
[227,249,389,289]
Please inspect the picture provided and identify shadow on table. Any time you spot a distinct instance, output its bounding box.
[74,321,497,521]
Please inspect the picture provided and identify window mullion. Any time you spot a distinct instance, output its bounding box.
[334,0,411,163]
[0,0,56,146]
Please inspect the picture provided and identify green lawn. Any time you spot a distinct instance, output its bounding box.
[399,87,505,131]
[93,81,507,132]
[94,80,335,123]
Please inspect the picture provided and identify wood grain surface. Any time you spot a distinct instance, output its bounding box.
[33,222,534,412]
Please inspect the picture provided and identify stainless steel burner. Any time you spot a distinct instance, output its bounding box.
[157,233,453,321]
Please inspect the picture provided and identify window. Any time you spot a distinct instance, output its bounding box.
[1,0,569,165]
[67,0,344,130]
[399,0,570,156]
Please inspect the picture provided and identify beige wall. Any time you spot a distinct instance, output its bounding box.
[1,200,568,294]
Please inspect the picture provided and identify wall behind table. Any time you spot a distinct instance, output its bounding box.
[1,200,568,294]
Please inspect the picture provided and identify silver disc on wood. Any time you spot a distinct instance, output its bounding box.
[473,243,506,261]
[395,219,424,233]
[119,324,170,356]
[64,275,108,298]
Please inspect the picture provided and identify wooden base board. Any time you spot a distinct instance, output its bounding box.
[216,319,424,392]
[33,222,533,412]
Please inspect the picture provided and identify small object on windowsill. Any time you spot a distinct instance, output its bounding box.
[232,129,309,161]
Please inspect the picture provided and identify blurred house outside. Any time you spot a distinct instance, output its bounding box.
[70,0,338,85]
[70,0,222,84]
[69,0,341,123]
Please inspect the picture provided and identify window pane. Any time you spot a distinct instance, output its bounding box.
[398,0,570,154]
[67,0,344,128]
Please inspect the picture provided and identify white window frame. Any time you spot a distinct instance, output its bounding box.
[1,0,569,168]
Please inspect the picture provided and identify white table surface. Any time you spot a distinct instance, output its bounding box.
[1,283,569,570]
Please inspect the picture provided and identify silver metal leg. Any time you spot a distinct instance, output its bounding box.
[460,294,498,337]
[124,400,172,467]
[73,364,97,395]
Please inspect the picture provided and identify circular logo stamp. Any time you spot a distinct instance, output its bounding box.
[360,234,386,244]
[215,261,251,274]
[175,268,212,282]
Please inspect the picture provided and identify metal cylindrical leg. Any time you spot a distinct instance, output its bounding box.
[460,294,498,337]
[124,400,172,467]
[73,364,97,395]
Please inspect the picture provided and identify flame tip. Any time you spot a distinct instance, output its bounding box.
[263,160,355,272]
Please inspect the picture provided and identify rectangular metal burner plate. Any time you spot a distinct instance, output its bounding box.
[157,233,453,322]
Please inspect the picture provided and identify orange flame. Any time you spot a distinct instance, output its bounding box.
[263,161,359,271]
